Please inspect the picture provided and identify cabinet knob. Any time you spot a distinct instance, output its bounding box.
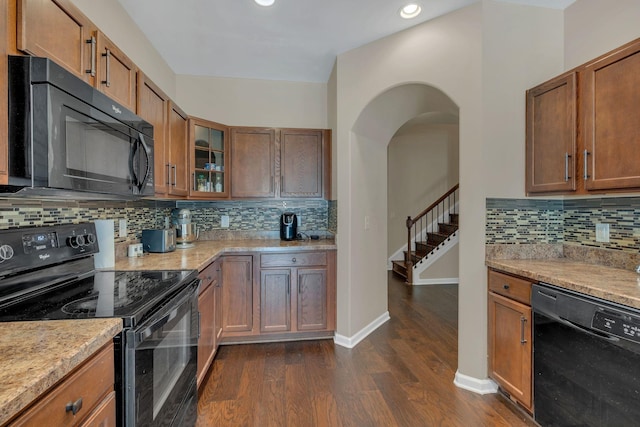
[65,397,83,415]
[292,257,297,263]
[503,284,510,290]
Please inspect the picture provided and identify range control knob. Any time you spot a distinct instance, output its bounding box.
[0,245,14,262]
[67,235,86,248]
[85,233,96,245]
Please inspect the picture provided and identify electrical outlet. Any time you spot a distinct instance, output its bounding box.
[595,223,609,243]
[119,219,127,238]
[221,215,229,228]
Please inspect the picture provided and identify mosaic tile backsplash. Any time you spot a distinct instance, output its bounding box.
[487,197,640,252]
[0,197,333,246]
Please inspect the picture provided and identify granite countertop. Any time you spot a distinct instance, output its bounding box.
[113,238,337,272]
[0,318,122,426]
[487,258,640,310]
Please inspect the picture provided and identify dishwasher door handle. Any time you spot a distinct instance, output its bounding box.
[558,316,620,343]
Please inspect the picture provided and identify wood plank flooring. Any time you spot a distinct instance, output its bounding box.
[196,273,538,426]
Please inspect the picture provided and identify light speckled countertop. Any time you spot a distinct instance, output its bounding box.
[487,258,640,309]
[0,318,122,426]
[113,238,337,272]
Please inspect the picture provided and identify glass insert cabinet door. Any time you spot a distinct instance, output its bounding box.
[189,118,229,198]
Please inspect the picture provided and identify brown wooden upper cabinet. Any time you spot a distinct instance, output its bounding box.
[137,73,169,195]
[95,31,137,112]
[526,37,640,195]
[581,40,640,192]
[230,128,277,198]
[525,72,576,194]
[230,127,330,199]
[189,118,229,199]
[16,0,97,86]
[16,0,137,111]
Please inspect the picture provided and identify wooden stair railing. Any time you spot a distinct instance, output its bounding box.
[395,184,459,284]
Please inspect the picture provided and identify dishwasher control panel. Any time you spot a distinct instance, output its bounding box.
[592,309,640,343]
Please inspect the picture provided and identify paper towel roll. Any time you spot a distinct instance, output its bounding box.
[94,219,115,269]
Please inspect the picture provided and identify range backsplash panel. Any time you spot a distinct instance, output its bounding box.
[487,197,640,252]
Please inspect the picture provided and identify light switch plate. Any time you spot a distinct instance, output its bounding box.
[221,215,229,228]
[595,223,609,243]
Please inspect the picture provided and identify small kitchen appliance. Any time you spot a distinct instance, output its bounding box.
[171,208,198,248]
[280,212,298,241]
[142,228,176,253]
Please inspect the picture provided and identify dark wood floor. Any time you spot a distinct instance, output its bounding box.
[196,273,538,426]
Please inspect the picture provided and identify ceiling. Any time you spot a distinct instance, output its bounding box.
[117,0,576,83]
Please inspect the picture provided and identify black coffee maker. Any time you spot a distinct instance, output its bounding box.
[280,212,297,241]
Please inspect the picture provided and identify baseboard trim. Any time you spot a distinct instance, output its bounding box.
[412,277,459,286]
[453,370,499,395]
[334,311,390,349]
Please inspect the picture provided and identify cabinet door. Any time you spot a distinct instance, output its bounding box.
[260,269,291,333]
[213,273,223,344]
[17,0,96,85]
[525,73,576,194]
[297,268,327,331]
[95,31,136,112]
[280,129,324,198]
[197,279,215,388]
[137,73,168,195]
[582,40,640,191]
[488,291,532,412]
[168,102,189,196]
[79,391,116,427]
[189,118,229,198]
[221,256,254,333]
[230,128,276,198]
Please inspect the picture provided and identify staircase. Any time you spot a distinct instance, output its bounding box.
[391,184,459,284]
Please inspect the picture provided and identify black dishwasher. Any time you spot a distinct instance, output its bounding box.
[532,283,640,427]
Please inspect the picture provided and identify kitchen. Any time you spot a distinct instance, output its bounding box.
[1,0,640,426]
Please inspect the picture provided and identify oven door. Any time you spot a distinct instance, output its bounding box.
[124,280,199,427]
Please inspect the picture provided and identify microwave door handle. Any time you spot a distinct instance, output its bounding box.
[136,135,151,191]
[131,139,141,189]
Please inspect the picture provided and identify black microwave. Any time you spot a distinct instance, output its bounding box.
[4,55,154,199]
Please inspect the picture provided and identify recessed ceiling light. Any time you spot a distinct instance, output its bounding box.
[400,3,422,19]
[255,0,275,6]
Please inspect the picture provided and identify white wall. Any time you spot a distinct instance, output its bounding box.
[387,122,459,255]
[419,247,459,282]
[176,75,327,128]
[565,0,640,70]
[70,0,177,99]
[335,0,564,381]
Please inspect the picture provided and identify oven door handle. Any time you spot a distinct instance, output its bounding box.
[558,316,620,343]
[135,280,199,343]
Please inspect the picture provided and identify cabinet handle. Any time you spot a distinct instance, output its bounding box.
[192,173,196,191]
[102,49,111,87]
[166,163,171,186]
[65,397,83,415]
[564,152,571,182]
[172,165,177,187]
[85,36,96,77]
[271,176,274,193]
[197,312,201,339]
[520,316,527,344]
[503,284,509,290]
[287,277,290,296]
[584,149,590,180]
[281,175,284,193]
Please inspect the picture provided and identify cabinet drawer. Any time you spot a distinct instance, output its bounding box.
[261,252,327,268]
[488,270,532,305]
[12,343,115,427]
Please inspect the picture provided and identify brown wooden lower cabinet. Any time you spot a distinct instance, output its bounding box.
[197,259,220,388]
[487,269,533,413]
[220,250,336,344]
[9,342,115,426]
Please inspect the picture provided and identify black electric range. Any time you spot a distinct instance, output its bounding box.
[0,223,200,427]
[0,223,197,327]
